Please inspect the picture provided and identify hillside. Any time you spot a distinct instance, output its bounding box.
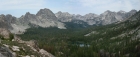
[17,10,140,57]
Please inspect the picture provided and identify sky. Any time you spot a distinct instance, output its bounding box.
[0,0,140,17]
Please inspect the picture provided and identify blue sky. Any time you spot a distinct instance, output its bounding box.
[0,0,140,17]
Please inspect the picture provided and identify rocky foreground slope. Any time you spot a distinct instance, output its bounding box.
[0,28,55,57]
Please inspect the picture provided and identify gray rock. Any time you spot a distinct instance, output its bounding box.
[0,46,14,57]
[0,28,10,39]
[55,11,73,22]
[36,8,57,20]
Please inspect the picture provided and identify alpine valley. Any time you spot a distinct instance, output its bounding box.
[0,8,140,57]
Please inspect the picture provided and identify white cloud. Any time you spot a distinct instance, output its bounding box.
[0,0,46,10]
[0,0,140,17]
[76,0,140,12]
[77,0,113,7]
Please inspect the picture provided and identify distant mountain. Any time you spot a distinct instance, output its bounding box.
[55,10,137,25]
[55,11,73,22]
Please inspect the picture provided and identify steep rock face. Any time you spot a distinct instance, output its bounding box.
[117,10,126,19]
[83,13,100,25]
[83,13,99,20]
[0,14,18,34]
[19,12,36,26]
[10,14,30,34]
[0,15,8,28]
[55,11,73,22]
[0,14,28,34]
[125,10,137,18]
[74,13,100,25]
[73,14,84,20]
[34,9,65,28]
[100,10,123,25]
[19,8,65,29]
[36,8,57,20]
[0,14,16,29]
[5,14,16,24]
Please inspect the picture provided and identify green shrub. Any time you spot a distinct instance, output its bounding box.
[9,33,14,41]
[0,34,4,40]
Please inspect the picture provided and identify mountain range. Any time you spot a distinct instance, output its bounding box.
[0,8,137,34]
[56,10,137,25]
